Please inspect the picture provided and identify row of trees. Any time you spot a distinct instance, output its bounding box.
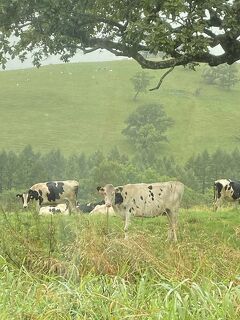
[0,145,240,205]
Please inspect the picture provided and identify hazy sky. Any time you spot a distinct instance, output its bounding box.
[1,43,228,71]
[2,49,126,71]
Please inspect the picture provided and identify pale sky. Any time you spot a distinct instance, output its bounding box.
[1,43,228,71]
[1,49,126,71]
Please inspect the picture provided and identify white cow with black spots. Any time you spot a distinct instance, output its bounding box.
[16,180,79,212]
[97,181,184,241]
[39,201,70,215]
[214,179,240,211]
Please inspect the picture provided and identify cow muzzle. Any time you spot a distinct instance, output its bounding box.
[106,203,112,208]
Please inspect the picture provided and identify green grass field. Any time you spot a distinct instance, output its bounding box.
[0,209,239,319]
[1,60,240,319]
[1,60,240,161]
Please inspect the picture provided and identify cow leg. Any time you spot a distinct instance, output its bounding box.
[166,210,178,242]
[35,202,40,213]
[213,198,222,211]
[233,200,239,211]
[67,200,76,214]
[124,211,131,239]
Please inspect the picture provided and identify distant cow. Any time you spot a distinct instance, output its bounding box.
[214,179,240,211]
[39,201,70,215]
[16,180,79,212]
[97,181,184,241]
[76,200,105,213]
[89,204,115,216]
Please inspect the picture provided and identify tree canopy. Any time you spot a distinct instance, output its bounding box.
[122,103,173,158]
[0,0,240,71]
[202,63,239,89]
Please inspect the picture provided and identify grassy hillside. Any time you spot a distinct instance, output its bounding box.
[0,209,239,319]
[1,60,240,160]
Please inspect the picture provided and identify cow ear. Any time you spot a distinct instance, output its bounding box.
[16,194,22,198]
[97,186,104,193]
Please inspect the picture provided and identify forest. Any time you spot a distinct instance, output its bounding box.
[1,145,240,209]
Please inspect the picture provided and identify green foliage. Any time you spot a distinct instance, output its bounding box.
[182,187,212,209]
[122,104,174,163]
[202,63,239,90]
[130,71,153,100]
[202,66,218,84]
[0,0,239,70]
[187,150,211,194]
[2,145,240,210]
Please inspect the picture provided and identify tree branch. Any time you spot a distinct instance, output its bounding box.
[149,66,175,91]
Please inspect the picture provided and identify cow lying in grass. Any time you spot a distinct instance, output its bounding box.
[76,200,103,213]
[39,201,70,215]
[89,204,115,216]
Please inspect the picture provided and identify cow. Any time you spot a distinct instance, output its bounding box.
[76,200,105,213]
[89,204,115,216]
[97,181,184,241]
[214,179,240,211]
[16,180,79,212]
[39,201,70,215]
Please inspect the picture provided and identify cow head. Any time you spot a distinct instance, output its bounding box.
[16,193,30,208]
[97,184,123,207]
[16,189,40,208]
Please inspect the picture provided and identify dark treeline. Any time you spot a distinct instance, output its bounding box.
[0,145,239,207]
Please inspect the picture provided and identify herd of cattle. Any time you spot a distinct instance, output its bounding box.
[15,178,240,240]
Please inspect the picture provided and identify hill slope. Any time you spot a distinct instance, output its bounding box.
[0,60,240,161]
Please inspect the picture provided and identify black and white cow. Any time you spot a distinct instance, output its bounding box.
[97,181,184,241]
[214,179,240,211]
[16,180,79,212]
[76,200,105,213]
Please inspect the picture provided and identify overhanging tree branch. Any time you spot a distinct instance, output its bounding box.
[149,66,175,91]
[0,0,240,77]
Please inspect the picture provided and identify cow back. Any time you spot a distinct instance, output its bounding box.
[114,181,184,217]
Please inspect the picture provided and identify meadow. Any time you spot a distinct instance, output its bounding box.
[0,60,240,161]
[0,207,239,319]
[1,59,240,319]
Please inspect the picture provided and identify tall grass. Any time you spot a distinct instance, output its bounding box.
[0,209,239,319]
[0,263,239,319]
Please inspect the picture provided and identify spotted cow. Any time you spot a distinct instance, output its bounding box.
[89,204,115,216]
[97,181,184,241]
[214,179,240,211]
[76,200,105,213]
[39,202,70,215]
[16,180,79,212]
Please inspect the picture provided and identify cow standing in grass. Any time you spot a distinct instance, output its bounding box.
[17,180,79,213]
[214,179,240,211]
[97,181,184,241]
